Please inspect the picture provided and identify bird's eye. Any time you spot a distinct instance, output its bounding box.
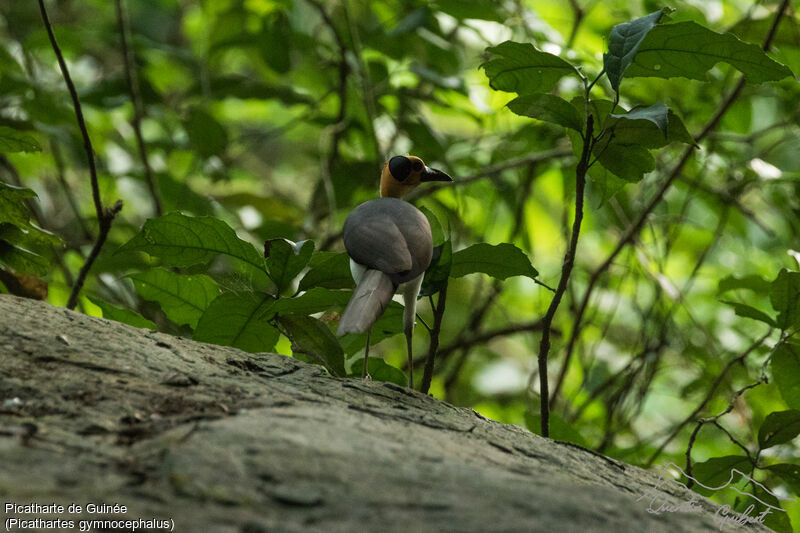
[412,161,423,172]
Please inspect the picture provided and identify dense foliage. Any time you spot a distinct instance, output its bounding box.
[1,0,799,528]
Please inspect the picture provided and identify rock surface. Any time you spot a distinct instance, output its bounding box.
[0,295,769,532]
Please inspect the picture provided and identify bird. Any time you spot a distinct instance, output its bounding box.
[337,155,452,388]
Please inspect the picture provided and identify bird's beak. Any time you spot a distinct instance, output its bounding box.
[420,166,453,182]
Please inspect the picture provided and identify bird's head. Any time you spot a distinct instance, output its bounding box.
[380,155,452,198]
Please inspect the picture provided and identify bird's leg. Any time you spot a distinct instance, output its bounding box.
[405,328,414,389]
[362,327,372,380]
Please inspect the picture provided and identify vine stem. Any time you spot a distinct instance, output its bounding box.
[38,0,123,309]
[537,109,594,438]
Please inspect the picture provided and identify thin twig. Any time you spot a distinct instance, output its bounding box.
[420,282,448,394]
[115,0,161,216]
[647,330,771,468]
[555,0,790,408]
[537,114,594,438]
[38,0,123,310]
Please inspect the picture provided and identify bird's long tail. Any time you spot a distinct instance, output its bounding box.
[337,269,395,335]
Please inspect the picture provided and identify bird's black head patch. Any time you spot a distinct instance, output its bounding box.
[389,155,412,182]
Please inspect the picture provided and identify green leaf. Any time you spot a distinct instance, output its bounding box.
[0,182,37,228]
[611,102,668,135]
[767,463,800,496]
[758,410,800,450]
[193,292,279,353]
[747,484,793,533]
[420,240,452,297]
[593,142,654,182]
[525,411,586,446]
[276,314,346,377]
[270,287,352,317]
[183,107,228,158]
[626,21,795,84]
[720,301,777,327]
[435,0,504,21]
[419,206,445,246]
[772,343,800,409]
[0,126,41,153]
[718,274,771,294]
[91,298,156,330]
[115,213,267,274]
[507,93,583,132]
[350,357,407,386]
[450,243,538,280]
[0,222,61,248]
[770,269,800,330]
[482,41,578,95]
[604,9,671,92]
[689,455,751,496]
[298,252,354,291]
[265,238,314,293]
[129,268,219,329]
[0,242,48,276]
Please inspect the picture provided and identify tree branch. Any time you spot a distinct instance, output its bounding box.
[554,0,791,409]
[115,0,161,217]
[38,0,123,310]
[420,283,448,394]
[537,114,593,438]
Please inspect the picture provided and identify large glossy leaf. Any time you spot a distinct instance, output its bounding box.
[265,238,314,293]
[115,213,267,274]
[507,93,583,132]
[769,269,800,330]
[0,126,41,153]
[608,106,694,148]
[193,292,278,353]
[276,314,345,377]
[483,41,578,95]
[758,410,800,450]
[298,252,354,291]
[626,22,794,84]
[129,268,219,329]
[772,343,800,409]
[450,243,538,280]
[604,9,670,91]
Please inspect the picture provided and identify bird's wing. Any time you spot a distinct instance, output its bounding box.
[343,215,413,275]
